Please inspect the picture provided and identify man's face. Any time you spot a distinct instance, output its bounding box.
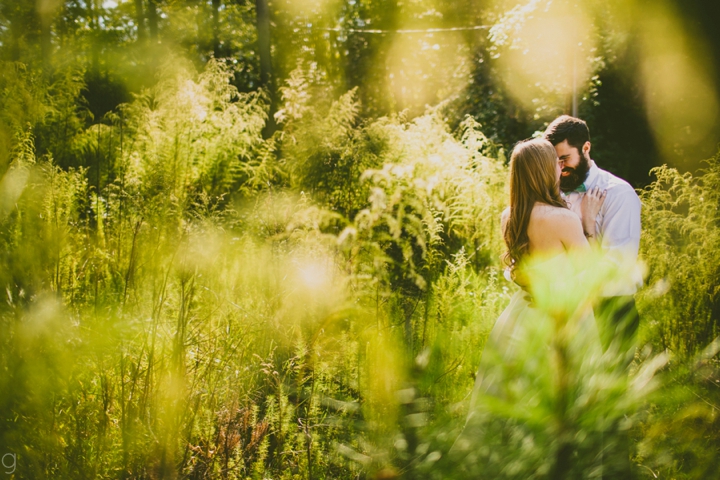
[555,155,563,185]
[554,140,590,192]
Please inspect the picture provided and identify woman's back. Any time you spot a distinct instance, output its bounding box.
[527,203,587,255]
[502,203,588,258]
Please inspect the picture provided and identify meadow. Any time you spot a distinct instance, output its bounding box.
[0,57,718,479]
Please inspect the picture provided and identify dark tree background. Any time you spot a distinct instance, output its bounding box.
[1,0,718,186]
[1,2,720,479]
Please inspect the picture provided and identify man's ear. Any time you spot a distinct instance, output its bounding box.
[583,141,591,157]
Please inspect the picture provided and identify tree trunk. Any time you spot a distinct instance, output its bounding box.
[147,0,159,40]
[87,0,99,72]
[35,3,53,71]
[212,0,221,57]
[133,0,146,42]
[255,0,276,136]
[255,0,271,87]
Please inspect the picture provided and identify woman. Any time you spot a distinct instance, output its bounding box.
[473,137,604,391]
[502,137,604,279]
[452,138,606,460]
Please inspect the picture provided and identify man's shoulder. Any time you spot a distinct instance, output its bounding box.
[595,166,639,199]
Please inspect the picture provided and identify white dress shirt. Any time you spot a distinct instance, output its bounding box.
[562,162,643,296]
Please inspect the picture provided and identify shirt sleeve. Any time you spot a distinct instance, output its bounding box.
[599,185,641,260]
[598,185,643,294]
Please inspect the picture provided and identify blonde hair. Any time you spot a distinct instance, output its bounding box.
[503,138,567,269]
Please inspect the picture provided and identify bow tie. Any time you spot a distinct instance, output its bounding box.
[563,184,587,195]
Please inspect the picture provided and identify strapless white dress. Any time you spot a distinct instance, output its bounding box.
[453,285,602,455]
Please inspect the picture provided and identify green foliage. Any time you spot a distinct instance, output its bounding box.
[0,63,52,175]
[278,68,370,216]
[1,47,720,480]
[119,58,270,203]
[336,113,506,358]
[638,156,720,354]
[442,253,662,480]
[634,341,720,480]
[0,0,718,478]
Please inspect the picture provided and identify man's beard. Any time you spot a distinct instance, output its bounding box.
[560,152,590,192]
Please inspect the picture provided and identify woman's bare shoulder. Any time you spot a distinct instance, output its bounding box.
[531,203,572,217]
[528,203,586,250]
[501,207,510,223]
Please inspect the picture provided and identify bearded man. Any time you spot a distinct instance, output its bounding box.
[544,115,642,356]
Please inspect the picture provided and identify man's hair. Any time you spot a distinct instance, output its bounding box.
[543,115,590,152]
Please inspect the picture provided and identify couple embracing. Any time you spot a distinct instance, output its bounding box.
[498,115,642,354]
[452,115,642,472]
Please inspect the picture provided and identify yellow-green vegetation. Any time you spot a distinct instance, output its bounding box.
[0,59,719,480]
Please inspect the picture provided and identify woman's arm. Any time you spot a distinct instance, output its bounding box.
[501,207,510,237]
[557,209,591,250]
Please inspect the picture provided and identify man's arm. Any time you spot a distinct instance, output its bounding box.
[600,186,641,259]
[598,186,642,295]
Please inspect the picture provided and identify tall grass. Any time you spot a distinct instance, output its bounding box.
[638,158,720,354]
[0,59,718,479]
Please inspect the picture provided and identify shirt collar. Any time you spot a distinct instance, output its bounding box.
[584,161,599,189]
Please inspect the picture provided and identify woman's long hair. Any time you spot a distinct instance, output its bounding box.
[503,138,567,270]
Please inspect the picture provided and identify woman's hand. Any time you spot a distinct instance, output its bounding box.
[581,186,607,238]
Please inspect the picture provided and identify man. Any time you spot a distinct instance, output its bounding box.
[544,115,642,355]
